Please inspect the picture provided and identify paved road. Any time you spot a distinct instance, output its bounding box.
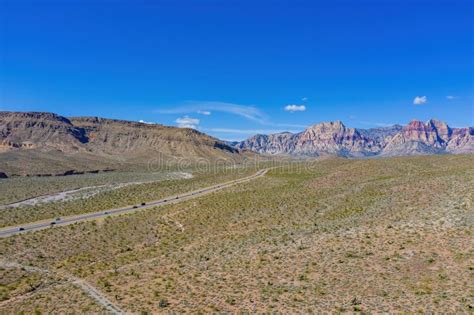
[0,168,270,238]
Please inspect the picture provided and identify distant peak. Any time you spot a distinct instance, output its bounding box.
[307,120,346,129]
[408,119,423,124]
[427,118,449,128]
[406,120,425,129]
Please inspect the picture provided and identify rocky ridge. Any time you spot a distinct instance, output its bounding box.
[0,111,249,175]
[0,111,238,156]
[237,119,473,157]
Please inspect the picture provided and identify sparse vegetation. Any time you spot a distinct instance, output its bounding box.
[0,171,179,205]
[0,155,472,313]
[0,166,260,227]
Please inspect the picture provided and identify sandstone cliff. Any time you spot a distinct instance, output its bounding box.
[237,119,473,157]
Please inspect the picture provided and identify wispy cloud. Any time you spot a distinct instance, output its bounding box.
[446,95,457,100]
[201,127,300,135]
[197,110,211,115]
[156,100,307,129]
[413,96,427,105]
[156,101,268,124]
[301,97,308,102]
[284,104,306,112]
[175,116,199,129]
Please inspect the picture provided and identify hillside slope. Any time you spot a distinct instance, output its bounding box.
[0,112,249,175]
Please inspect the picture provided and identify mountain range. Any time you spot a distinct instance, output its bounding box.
[0,111,472,175]
[0,111,249,176]
[236,119,473,157]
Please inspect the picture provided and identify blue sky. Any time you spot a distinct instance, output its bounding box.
[1,0,472,140]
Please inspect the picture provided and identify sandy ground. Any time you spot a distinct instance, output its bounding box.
[0,172,193,209]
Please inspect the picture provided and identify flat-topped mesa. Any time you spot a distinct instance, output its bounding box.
[0,111,88,152]
[70,116,164,129]
[0,111,246,174]
[68,115,237,154]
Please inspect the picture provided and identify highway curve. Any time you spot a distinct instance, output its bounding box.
[0,168,270,238]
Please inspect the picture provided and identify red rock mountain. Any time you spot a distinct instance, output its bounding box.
[293,121,380,156]
[237,119,473,157]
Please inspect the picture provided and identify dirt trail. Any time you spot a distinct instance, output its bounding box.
[0,260,125,315]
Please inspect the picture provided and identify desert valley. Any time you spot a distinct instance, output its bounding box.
[0,111,473,313]
[1,0,473,313]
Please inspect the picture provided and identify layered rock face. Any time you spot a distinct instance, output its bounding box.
[381,119,472,156]
[69,116,238,156]
[1,111,471,166]
[357,125,403,144]
[293,121,379,156]
[0,111,243,162]
[446,127,474,154]
[236,132,296,155]
[0,112,88,152]
[237,119,473,157]
[238,121,381,157]
[384,120,446,150]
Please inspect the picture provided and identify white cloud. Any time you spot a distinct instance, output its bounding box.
[156,101,268,124]
[446,95,457,100]
[156,101,307,129]
[284,104,306,112]
[413,96,427,105]
[175,116,199,129]
[201,127,301,135]
[302,97,308,102]
[197,110,211,115]
[138,119,155,124]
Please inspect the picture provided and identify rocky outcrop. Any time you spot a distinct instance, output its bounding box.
[0,112,243,157]
[238,121,380,157]
[446,127,474,154]
[237,132,297,155]
[0,112,88,153]
[69,116,238,156]
[383,120,446,150]
[357,125,403,145]
[1,111,471,166]
[380,119,473,156]
[293,121,379,157]
[0,111,252,174]
[237,119,473,157]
